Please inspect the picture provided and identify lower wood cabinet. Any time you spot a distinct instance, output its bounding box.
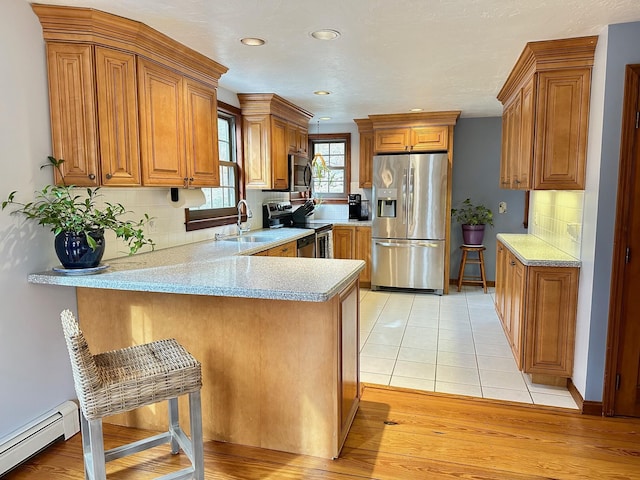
[333,226,371,287]
[254,240,297,257]
[495,240,579,381]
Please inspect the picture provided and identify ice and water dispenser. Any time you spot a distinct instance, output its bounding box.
[376,188,397,218]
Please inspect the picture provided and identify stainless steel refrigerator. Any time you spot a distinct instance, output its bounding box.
[371,153,448,293]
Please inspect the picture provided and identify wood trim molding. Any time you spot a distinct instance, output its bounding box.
[32,3,228,87]
[497,36,597,103]
[567,378,603,416]
[368,111,461,129]
[237,93,313,126]
[603,64,640,416]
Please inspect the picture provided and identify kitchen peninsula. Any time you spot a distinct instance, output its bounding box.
[28,228,364,459]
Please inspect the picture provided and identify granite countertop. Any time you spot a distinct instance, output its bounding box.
[309,218,373,227]
[28,228,365,302]
[497,233,581,267]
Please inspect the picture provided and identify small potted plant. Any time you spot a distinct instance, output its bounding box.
[2,156,154,269]
[451,198,494,245]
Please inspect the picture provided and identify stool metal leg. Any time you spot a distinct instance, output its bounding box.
[86,417,107,480]
[168,397,180,454]
[189,391,205,480]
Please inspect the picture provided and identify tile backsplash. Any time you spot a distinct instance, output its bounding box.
[529,190,584,259]
[95,187,283,261]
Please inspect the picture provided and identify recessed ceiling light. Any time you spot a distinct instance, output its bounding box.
[311,29,341,41]
[410,108,423,112]
[314,90,331,96]
[240,37,265,46]
[319,117,332,121]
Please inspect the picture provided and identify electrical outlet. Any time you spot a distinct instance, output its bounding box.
[498,201,507,214]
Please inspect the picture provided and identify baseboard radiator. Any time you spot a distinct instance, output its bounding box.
[0,401,80,476]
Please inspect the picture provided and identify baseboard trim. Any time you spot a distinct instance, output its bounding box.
[567,379,603,416]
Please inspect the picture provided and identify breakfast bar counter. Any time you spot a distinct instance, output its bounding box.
[28,231,364,459]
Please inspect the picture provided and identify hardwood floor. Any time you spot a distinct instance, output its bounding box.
[5,384,640,479]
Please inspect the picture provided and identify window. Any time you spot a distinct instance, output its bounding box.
[185,102,243,231]
[309,133,351,201]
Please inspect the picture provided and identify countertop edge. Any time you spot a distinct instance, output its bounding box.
[497,233,581,267]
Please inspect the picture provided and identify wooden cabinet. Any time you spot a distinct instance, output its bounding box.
[338,280,360,450]
[253,240,297,257]
[354,119,373,188]
[497,36,596,190]
[238,94,313,190]
[34,4,227,188]
[333,225,371,286]
[495,240,579,380]
[45,43,100,186]
[374,126,448,153]
[288,122,308,158]
[95,46,141,186]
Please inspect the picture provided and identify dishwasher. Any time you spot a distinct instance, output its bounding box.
[297,233,316,258]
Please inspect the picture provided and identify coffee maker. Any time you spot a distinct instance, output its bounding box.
[348,194,361,219]
[348,194,369,220]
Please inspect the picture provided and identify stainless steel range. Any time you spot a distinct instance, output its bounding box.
[262,201,333,258]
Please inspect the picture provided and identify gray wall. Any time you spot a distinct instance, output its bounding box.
[0,0,77,441]
[576,21,640,401]
[450,117,527,282]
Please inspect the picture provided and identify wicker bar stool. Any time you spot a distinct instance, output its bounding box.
[60,309,204,480]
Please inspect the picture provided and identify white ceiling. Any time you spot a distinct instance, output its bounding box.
[28,0,640,124]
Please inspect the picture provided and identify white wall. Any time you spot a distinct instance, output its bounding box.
[0,0,77,441]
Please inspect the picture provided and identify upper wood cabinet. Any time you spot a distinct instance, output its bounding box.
[354,118,373,188]
[33,4,227,188]
[238,94,313,190]
[374,125,448,153]
[497,36,597,190]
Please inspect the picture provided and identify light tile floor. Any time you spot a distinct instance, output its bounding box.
[359,286,579,409]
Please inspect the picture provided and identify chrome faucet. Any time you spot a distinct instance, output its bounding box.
[237,199,253,235]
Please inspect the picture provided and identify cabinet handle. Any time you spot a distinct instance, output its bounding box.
[510,260,515,266]
[88,173,96,180]
[189,177,194,183]
[514,179,521,184]
[105,173,112,180]
[183,177,189,188]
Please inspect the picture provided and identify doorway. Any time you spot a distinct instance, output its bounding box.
[605,64,640,417]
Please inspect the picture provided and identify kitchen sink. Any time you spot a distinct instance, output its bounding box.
[220,235,273,243]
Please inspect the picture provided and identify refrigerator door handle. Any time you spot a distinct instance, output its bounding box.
[375,241,441,248]
[408,166,415,227]
[401,168,407,225]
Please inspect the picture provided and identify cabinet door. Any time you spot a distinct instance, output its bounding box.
[338,281,360,451]
[138,58,186,186]
[374,128,410,153]
[296,125,309,158]
[95,46,140,186]
[359,130,374,188]
[517,77,535,190]
[184,79,220,187]
[524,266,579,377]
[46,43,99,186]
[243,114,270,189]
[355,227,371,285]
[270,116,289,190]
[495,241,507,321]
[500,102,513,188]
[533,69,590,190]
[510,254,525,369]
[411,126,448,151]
[333,226,355,259]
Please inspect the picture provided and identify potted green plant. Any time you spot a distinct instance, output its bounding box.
[2,156,154,269]
[451,198,494,245]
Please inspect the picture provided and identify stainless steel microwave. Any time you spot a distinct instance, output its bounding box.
[290,155,312,193]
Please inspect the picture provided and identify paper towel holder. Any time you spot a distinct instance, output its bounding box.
[170,188,179,202]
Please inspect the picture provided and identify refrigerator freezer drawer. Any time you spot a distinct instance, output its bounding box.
[371,239,445,291]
